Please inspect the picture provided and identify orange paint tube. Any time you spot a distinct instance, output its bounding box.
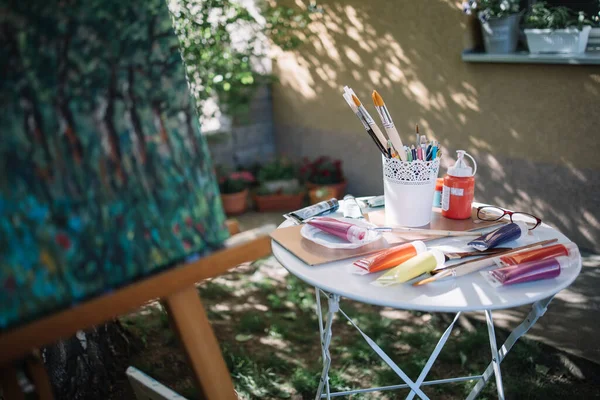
[351,241,427,275]
[497,242,578,268]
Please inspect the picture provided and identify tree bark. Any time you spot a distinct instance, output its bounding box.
[126,66,148,165]
[95,64,126,187]
[43,321,132,400]
[183,108,201,160]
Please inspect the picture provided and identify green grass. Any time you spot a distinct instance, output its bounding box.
[120,256,600,400]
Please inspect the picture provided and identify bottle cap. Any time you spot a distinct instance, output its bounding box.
[555,245,580,269]
[411,240,427,254]
[514,221,529,240]
[564,242,579,256]
[435,178,444,191]
[429,248,445,268]
[447,150,477,177]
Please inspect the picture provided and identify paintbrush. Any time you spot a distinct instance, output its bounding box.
[342,92,389,157]
[412,239,558,286]
[372,90,407,161]
[443,247,510,261]
[350,93,389,153]
[371,227,481,237]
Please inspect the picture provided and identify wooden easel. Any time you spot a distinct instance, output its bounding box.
[0,221,272,400]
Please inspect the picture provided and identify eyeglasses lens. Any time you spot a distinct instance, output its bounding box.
[478,207,505,221]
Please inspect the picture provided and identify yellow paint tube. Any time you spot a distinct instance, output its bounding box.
[373,249,445,286]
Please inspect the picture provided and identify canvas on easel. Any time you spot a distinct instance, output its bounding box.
[0,0,229,331]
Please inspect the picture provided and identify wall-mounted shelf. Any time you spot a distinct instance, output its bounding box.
[462,50,600,65]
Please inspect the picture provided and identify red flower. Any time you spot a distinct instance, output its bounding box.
[144,230,151,240]
[185,217,193,227]
[173,224,180,234]
[55,233,71,250]
[183,240,192,250]
[322,170,331,177]
[195,223,205,233]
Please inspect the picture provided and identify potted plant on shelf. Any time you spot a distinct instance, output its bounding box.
[253,158,305,211]
[256,157,300,193]
[219,169,254,215]
[463,0,522,53]
[301,157,346,204]
[524,2,592,54]
[253,186,305,212]
[590,2,600,51]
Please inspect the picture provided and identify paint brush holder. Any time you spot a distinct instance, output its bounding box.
[382,156,440,227]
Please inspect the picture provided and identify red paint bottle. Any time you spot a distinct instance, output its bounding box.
[441,150,477,220]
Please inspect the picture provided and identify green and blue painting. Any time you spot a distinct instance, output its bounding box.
[0,0,229,329]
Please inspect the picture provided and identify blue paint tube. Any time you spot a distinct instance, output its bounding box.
[468,221,528,251]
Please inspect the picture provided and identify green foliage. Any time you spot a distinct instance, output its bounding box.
[255,185,303,196]
[169,0,316,118]
[463,0,521,20]
[239,311,268,334]
[218,169,254,194]
[257,158,297,182]
[524,2,590,30]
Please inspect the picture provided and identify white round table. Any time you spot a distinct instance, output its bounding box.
[271,200,581,400]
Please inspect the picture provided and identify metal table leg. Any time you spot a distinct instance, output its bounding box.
[314,289,339,400]
[485,310,505,400]
[406,312,462,400]
[313,288,553,400]
[466,296,554,399]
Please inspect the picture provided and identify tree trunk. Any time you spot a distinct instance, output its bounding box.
[95,64,126,187]
[43,321,132,400]
[126,66,148,165]
[57,100,84,166]
[182,108,201,160]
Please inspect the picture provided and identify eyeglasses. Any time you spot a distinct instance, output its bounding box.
[476,206,542,231]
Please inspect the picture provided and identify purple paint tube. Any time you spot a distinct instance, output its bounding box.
[468,221,528,251]
[307,217,369,244]
[485,249,579,287]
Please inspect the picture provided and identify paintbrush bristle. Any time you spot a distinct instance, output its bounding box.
[415,124,419,134]
[372,90,384,107]
[413,270,449,286]
[351,94,361,107]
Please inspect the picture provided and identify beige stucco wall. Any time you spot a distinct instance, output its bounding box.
[272,0,600,251]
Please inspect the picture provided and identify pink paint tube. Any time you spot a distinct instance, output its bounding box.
[496,242,578,268]
[351,241,427,275]
[484,249,579,287]
[307,217,369,244]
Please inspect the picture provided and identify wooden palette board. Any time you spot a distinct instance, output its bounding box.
[270,208,502,266]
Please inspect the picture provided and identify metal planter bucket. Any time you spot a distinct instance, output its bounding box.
[481,14,521,53]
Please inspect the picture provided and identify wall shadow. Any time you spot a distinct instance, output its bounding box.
[272,0,600,252]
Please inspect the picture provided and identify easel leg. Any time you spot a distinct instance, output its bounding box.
[25,350,54,400]
[0,366,25,400]
[163,285,236,400]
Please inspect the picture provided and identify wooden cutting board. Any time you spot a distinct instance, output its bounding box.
[270,208,502,266]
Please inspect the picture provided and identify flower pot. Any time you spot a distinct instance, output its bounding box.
[306,180,347,201]
[308,187,337,205]
[525,26,592,54]
[263,179,300,193]
[588,27,600,51]
[480,14,520,53]
[221,189,249,215]
[253,192,305,212]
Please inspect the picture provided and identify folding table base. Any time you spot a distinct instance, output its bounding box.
[313,288,553,400]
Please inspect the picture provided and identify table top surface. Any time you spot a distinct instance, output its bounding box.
[271,200,582,312]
